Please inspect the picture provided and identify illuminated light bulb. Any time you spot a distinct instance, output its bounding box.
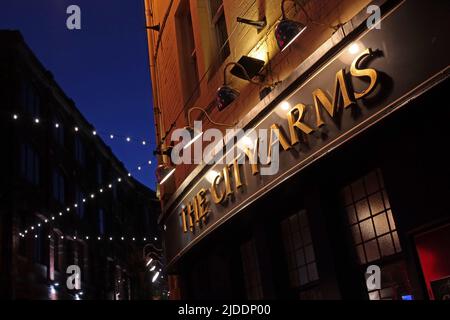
[132,237,136,241]
[92,131,97,136]
[55,123,60,128]
[48,235,51,239]
[59,212,63,216]
[143,237,147,241]
[121,237,124,241]
[54,283,59,287]
[34,118,40,124]
[108,184,112,189]
[98,237,101,240]
[74,204,78,208]
[154,237,158,241]
[37,223,41,227]
[82,198,86,203]
[148,160,152,165]
[50,285,56,295]
[126,137,131,142]
[348,42,361,55]
[142,141,146,146]
[117,178,122,182]
[25,230,28,234]
[34,235,38,238]
[85,236,89,240]
[73,236,77,240]
[152,272,160,283]
[74,127,79,132]
[99,188,103,193]
[66,207,70,212]
[241,136,254,149]
[150,266,156,271]
[61,236,64,239]
[146,259,153,267]
[138,166,141,171]
[31,226,34,230]
[127,173,131,177]
[13,114,19,120]
[52,216,55,220]
[110,134,114,139]
[109,237,113,241]
[44,219,48,223]
[90,194,95,199]
[164,225,166,231]
[280,101,291,111]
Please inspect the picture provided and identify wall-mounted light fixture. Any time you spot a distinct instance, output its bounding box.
[217,56,265,111]
[236,17,267,30]
[275,0,307,51]
[184,107,235,150]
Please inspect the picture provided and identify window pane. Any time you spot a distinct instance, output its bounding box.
[360,219,375,241]
[355,199,371,221]
[373,213,390,236]
[369,193,385,215]
[379,234,395,257]
[364,239,380,262]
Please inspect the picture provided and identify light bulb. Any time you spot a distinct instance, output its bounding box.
[13,114,19,120]
[74,127,79,132]
[110,134,114,139]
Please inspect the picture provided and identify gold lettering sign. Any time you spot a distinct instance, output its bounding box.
[180,48,379,234]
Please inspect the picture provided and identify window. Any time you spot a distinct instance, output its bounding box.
[53,233,60,272]
[98,209,105,235]
[20,80,40,118]
[77,242,86,281]
[65,239,75,268]
[341,168,407,300]
[240,238,263,299]
[209,0,230,66]
[75,188,85,219]
[20,144,40,185]
[175,0,200,107]
[53,117,64,145]
[52,169,65,204]
[74,136,85,166]
[96,162,103,185]
[281,210,319,289]
[33,226,47,265]
[18,213,27,257]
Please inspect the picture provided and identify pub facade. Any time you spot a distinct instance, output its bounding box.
[145,0,450,299]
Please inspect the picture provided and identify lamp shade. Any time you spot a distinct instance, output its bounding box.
[275,19,307,51]
[216,85,240,111]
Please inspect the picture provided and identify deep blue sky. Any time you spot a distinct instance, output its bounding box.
[0,0,157,189]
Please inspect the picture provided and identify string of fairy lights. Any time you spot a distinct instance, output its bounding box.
[10,111,156,147]
[17,174,162,246]
[7,111,157,177]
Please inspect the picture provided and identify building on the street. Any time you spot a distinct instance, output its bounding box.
[0,30,164,300]
[145,0,450,299]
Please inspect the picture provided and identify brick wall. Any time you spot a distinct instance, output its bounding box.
[146,0,371,199]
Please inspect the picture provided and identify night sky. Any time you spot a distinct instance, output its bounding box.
[0,0,157,189]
